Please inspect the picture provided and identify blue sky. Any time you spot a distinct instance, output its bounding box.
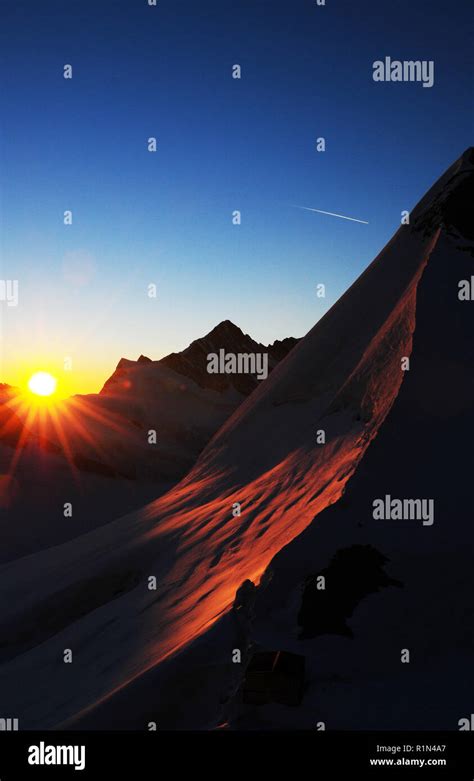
[0,0,472,394]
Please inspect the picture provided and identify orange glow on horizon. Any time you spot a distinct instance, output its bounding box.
[1,378,136,488]
[4,360,111,401]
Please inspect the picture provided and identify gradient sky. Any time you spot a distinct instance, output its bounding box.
[0,0,472,396]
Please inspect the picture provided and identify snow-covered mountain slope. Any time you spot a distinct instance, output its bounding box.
[0,149,472,729]
[234,152,474,730]
[234,229,474,730]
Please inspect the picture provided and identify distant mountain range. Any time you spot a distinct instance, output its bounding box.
[71,320,298,480]
[1,321,298,481]
[106,319,298,395]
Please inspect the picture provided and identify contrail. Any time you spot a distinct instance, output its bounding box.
[294,205,369,224]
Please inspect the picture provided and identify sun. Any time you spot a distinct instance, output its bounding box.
[28,371,58,398]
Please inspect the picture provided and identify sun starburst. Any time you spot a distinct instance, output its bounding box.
[28,371,57,398]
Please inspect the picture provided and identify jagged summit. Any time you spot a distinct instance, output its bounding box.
[158,321,297,394]
[107,320,298,395]
[206,319,245,338]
